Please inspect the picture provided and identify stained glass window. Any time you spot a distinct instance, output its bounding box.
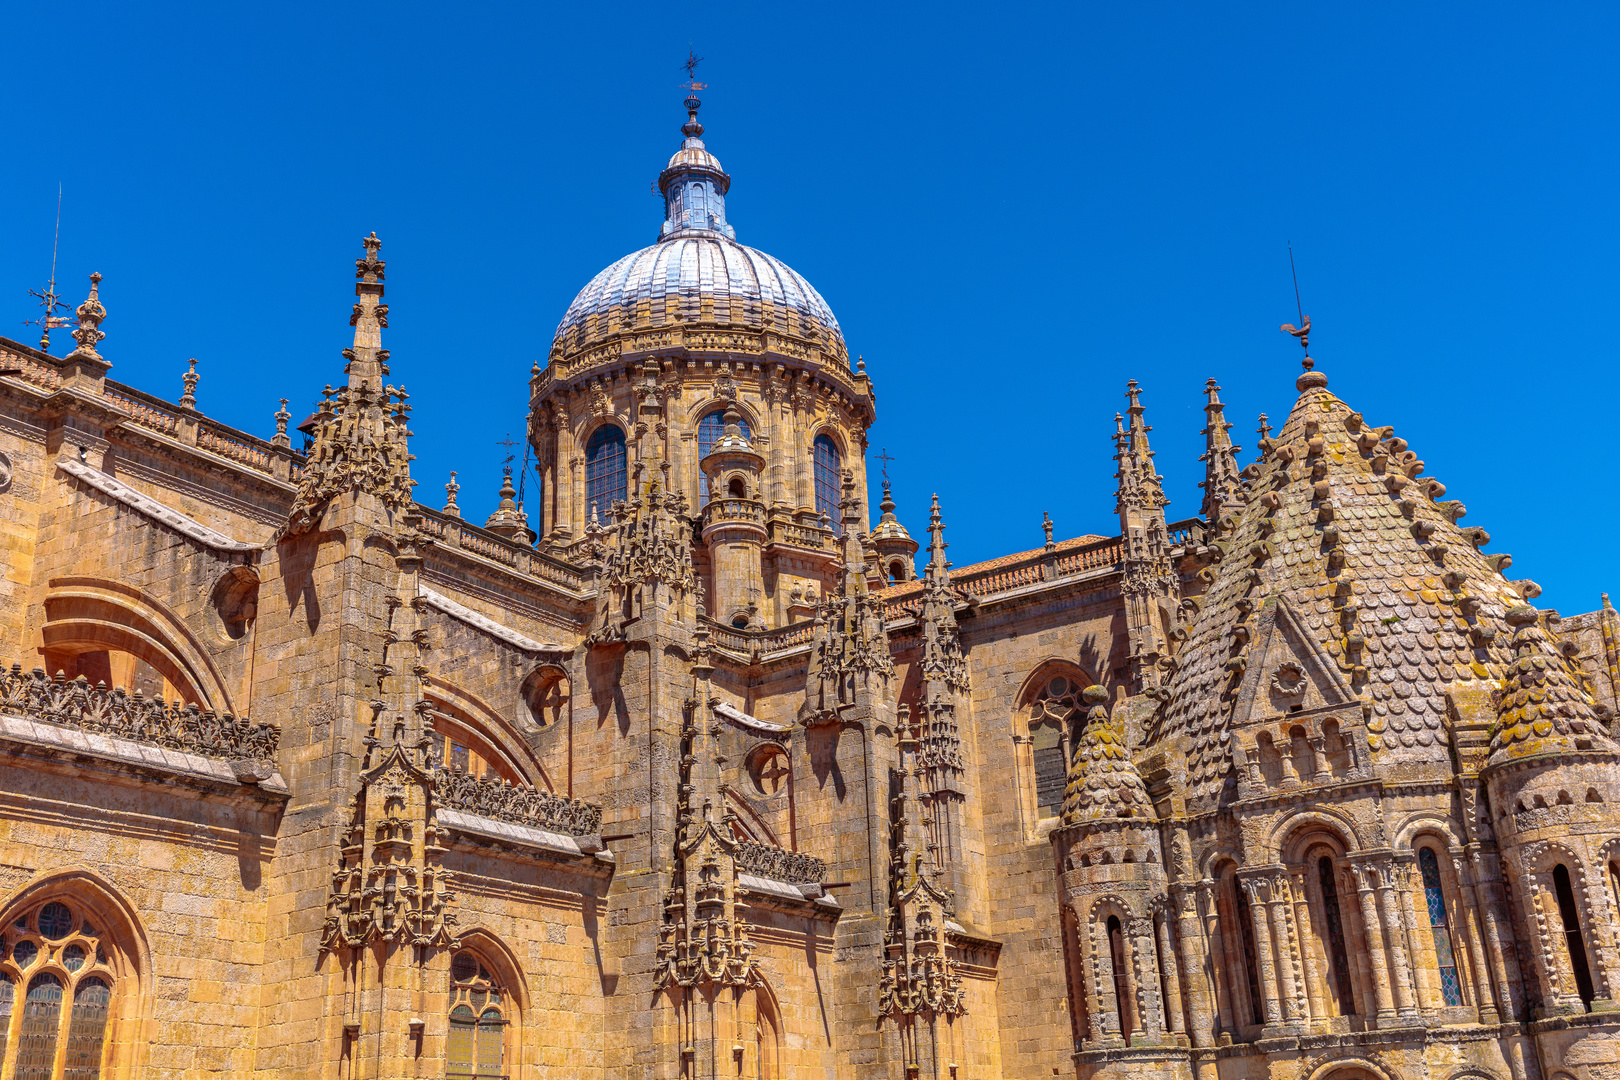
[1317,857,1357,1015]
[1417,848,1463,1006]
[813,434,841,528]
[63,977,111,1080]
[584,425,627,520]
[0,972,13,1066]
[1028,675,1082,817]
[449,950,505,1078]
[697,410,751,506]
[38,905,72,941]
[16,974,63,1080]
[1553,864,1596,1008]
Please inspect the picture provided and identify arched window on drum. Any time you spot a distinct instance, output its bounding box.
[1416,846,1464,1006]
[584,425,627,519]
[447,950,506,1079]
[813,434,842,528]
[0,900,118,1080]
[697,410,752,506]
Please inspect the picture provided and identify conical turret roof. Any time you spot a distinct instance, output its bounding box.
[1062,688,1151,823]
[1152,361,1536,805]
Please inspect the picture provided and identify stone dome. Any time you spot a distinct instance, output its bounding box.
[548,95,846,366]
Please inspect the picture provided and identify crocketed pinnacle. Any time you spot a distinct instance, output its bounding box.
[1061,686,1150,824]
[1200,379,1244,521]
[918,494,967,694]
[1115,380,1168,518]
[1487,605,1616,766]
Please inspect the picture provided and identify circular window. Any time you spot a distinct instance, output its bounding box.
[731,616,750,630]
[747,746,792,797]
[451,951,480,982]
[13,940,37,968]
[39,902,72,940]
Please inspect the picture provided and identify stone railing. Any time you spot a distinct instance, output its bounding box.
[414,507,591,594]
[0,340,63,391]
[1165,517,1207,550]
[767,519,832,550]
[0,665,280,764]
[702,498,766,532]
[433,767,603,837]
[880,536,1126,623]
[1053,539,1122,576]
[196,424,275,472]
[734,841,827,885]
[103,386,182,436]
[700,618,821,659]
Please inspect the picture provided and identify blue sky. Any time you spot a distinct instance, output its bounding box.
[3,3,1617,615]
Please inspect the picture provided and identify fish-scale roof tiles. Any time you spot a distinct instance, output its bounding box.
[1151,366,1535,804]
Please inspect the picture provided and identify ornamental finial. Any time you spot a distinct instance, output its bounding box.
[68,273,106,359]
[179,358,199,410]
[680,48,706,137]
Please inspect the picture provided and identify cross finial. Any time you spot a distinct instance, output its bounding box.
[496,432,519,470]
[876,446,895,485]
[682,47,704,88]
[1257,413,1272,441]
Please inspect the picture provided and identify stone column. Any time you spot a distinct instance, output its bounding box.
[1195,880,1234,1041]
[1376,858,1420,1019]
[1469,849,1521,1022]
[1518,870,1581,1014]
[1240,875,1282,1025]
[1351,862,1397,1021]
[1265,873,1303,1024]
[1128,914,1164,1043]
[1156,902,1186,1036]
[1452,852,1498,1021]
[1088,909,1123,1044]
[1290,866,1324,1024]
[553,406,575,538]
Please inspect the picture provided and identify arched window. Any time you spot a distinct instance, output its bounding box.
[1105,915,1134,1040]
[447,950,505,1079]
[1027,674,1083,818]
[697,411,752,507]
[1316,856,1357,1015]
[584,425,627,519]
[1552,864,1595,1009]
[1417,847,1463,1006]
[0,901,116,1080]
[813,434,842,527]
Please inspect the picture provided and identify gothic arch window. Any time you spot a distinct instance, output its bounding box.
[1552,864,1596,1009]
[1024,671,1085,819]
[812,434,841,527]
[1416,846,1464,1006]
[697,410,751,506]
[584,425,627,518]
[447,950,506,1079]
[0,900,118,1080]
[1315,854,1357,1015]
[1608,860,1620,929]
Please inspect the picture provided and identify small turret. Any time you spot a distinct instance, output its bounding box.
[483,465,532,544]
[869,480,918,583]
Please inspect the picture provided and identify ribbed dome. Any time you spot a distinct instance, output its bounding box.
[551,235,844,358]
[548,94,846,365]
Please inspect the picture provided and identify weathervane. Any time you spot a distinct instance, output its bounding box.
[24,185,72,353]
[681,47,706,95]
[1279,242,1312,369]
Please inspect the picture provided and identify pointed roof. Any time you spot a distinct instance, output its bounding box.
[483,466,530,541]
[1150,355,1535,805]
[870,480,917,550]
[1062,687,1151,824]
[1114,380,1168,518]
[1488,605,1617,766]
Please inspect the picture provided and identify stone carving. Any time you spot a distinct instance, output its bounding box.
[734,840,826,885]
[802,470,892,727]
[433,767,602,837]
[0,663,279,765]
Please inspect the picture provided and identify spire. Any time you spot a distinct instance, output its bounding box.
[1199,378,1244,520]
[1113,381,1175,694]
[66,273,106,361]
[1487,605,1617,767]
[919,495,967,698]
[283,234,415,535]
[869,478,918,581]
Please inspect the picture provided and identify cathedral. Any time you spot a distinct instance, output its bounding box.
[0,86,1618,1080]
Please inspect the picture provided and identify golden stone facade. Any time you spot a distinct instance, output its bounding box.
[1,97,1619,1080]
